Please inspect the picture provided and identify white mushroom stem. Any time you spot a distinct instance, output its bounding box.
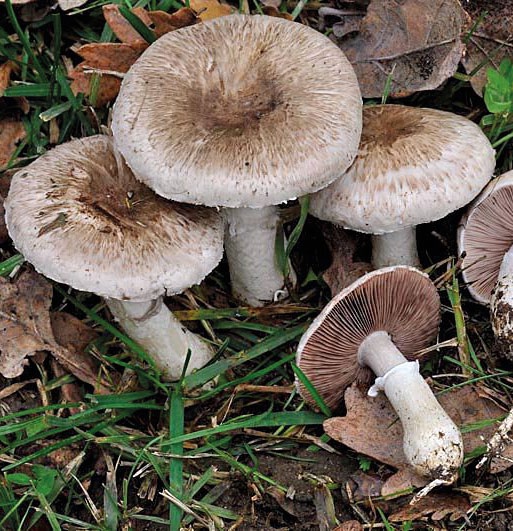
[491,246,513,347]
[371,227,419,268]
[480,248,513,466]
[357,331,463,481]
[106,297,214,380]
[224,206,293,306]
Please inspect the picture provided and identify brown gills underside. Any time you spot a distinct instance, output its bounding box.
[297,267,440,409]
[462,184,513,301]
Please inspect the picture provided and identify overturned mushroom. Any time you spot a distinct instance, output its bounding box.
[310,104,495,267]
[296,266,463,483]
[111,14,362,306]
[4,135,224,380]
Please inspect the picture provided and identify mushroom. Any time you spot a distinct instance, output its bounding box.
[296,266,463,482]
[4,135,224,380]
[111,14,362,306]
[309,104,496,268]
[458,170,513,355]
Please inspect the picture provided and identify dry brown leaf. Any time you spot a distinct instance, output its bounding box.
[388,492,470,522]
[50,311,99,353]
[74,42,147,72]
[266,486,299,517]
[333,522,364,531]
[148,8,199,37]
[319,221,371,294]
[461,1,513,96]
[349,471,383,500]
[0,270,108,391]
[70,7,198,106]
[189,0,234,21]
[261,6,292,20]
[0,270,61,378]
[335,0,467,98]
[260,0,281,8]
[103,5,151,45]
[0,117,26,167]
[324,384,513,496]
[69,65,123,107]
[0,61,16,96]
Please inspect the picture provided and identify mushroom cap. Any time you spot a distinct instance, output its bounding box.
[310,104,496,234]
[296,266,440,409]
[4,135,224,301]
[111,14,362,208]
[458,170,513,304]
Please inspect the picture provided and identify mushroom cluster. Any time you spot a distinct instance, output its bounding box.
[4,10,507,503]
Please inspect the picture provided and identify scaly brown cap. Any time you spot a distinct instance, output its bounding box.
[296,266,440,409]
[4,135,224,301]
[111,14,362,208]
[458,170,513,304]
[310,104,495,234]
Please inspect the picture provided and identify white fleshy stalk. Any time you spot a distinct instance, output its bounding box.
[371,227,419,268]
[358,331,463,481]
[224,206,293,306]
[107,297,214,380]
[491,247,513,348]
[478,248,513,466]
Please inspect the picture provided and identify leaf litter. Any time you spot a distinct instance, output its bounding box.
[461,0,513,96]
[325,0,468,98]
[69,3,232,105]
[0,269,108,392]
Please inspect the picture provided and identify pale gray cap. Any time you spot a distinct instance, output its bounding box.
[111,14,362,208]
[310,104,496,234]
[458,170,513,304]
[4,135,224,301]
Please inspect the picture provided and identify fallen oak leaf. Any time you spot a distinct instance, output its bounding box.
[50,311,99,352]
[0,61,17,96]
[148,8,199,37]
[0,117,26,167]
[189,0,235,21]
[103,4,153,45]
[334,0,468,98]
[69,65,124,108]
[261,6,293,20]
[69,42,146,106]
[73,42,147,72]
[50,311,105,399]
[388,492,470,522]
[0,270,108,391]
[461,1,513,96]
[70,6,198,106]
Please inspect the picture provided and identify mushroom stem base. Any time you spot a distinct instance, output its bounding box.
[106,297,214,381]
[357,331,463,481]
[491,246,513,360]
[372,227,419,268]
[224,205,294,306]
